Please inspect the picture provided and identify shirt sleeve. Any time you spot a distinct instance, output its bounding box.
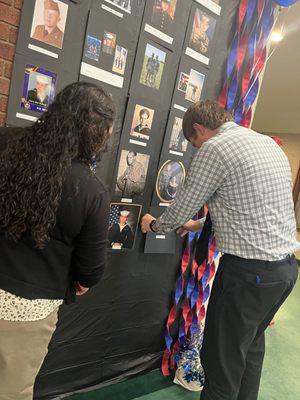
[155,142,227,233]
[72,188,110,287]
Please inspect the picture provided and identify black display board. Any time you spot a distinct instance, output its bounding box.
[5,0,240,398]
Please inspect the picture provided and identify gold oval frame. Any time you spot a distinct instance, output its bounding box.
[155,160,186,204]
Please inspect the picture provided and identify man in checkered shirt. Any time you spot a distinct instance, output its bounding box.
[141,100,299,400]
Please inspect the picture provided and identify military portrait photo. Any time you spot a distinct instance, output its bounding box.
[140,43,166,90]
[185,69,205,103]
[177,72,189,93]
[156,160,185,203]
[130,104,155,141]
[151,0,177,32]
[102,31,117,55]
[189,9,217,56]
[30,0,68,50]
[104,0,131,14]
[112,45,128,75]
[20,64,56,113]
[108,204,141,250]
[84,35,101,62]
[169,117,188,153]
[116,150,150,197]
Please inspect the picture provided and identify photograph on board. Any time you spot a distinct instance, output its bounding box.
[177,72,189,93]
[156,160,185,203]
[140,43,166,90]
[108,203,141,250]
[30,0,68,50]
[102,31,117,55]
[104,0,131,14]
[185,69,205,103]
[169,117,188,153]
[130,104,155,141]
[84,35,102,61]
[151,0,177,31]
[112,45,128,75]
[189,9,217,56]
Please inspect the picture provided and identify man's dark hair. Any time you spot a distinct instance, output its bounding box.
[128,151,137,157]
[182,100,234,140]
[139,108,150,118]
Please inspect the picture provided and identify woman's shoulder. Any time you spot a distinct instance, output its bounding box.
[68,160,108,195]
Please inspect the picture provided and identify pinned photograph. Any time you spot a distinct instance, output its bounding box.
[108,203,141,250]
[130,104,155,141]
[151,0,177,31]
[20,64,57,113]
[156,160,186,203]
[115,150,150,197]
[30,0,68,50]
[185,69,205,103]
[84,35,101,62]
[103,31,117,55]
[140,43,166,90]
[169,117,188,153]
[112,45,128,75]
[189,9,217,56]
[178,72,190,93]
[104,0,131,14]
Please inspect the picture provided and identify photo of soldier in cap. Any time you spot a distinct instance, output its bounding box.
[130,104,155,141]
[30,0,68,50]
[156,160,185,203]
[189,8,216,56]
[108,204,141,250]
[151,0,177,32]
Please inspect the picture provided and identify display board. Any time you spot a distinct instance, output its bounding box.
[5,0,241,398]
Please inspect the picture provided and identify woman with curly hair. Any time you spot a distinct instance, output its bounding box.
[0,81,115,399]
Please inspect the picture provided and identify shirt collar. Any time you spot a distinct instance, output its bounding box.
[217,121,238,134]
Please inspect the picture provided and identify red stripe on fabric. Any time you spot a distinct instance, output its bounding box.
[161,349,171,376]
[239,0,248,31]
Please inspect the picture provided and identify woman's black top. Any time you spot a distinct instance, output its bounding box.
[0,129,110,302]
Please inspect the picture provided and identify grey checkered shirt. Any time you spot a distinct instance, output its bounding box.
[155,122,300,261]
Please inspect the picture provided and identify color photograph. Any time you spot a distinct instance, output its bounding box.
[84,35,101,62]
[30,0,68,50]
[151,0,177,31]
[130,104,155,141]
[156,160,185,203]
[103,31,117,55]
[112,45,128,75]
[104,0,131,14]
[140,43,166,90]
[185,69,205,103]
[20,64,57,113]
[169,117,188,153]
[108,203,141,250]
[178,72,189,93]
[189,8,217,56]
[116,150,150,197]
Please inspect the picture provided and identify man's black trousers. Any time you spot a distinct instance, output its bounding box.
[200,253,298,400]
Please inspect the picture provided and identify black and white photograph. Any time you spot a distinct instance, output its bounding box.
[108,203,141,250]
[156,160,185,203]
[139,43,166,90]
[130,104,155,141]
[30,0,68,49]
[115,150,150,197]
[104,0,132,14]
[169,117,188,153]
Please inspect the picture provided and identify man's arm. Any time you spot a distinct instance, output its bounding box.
[143,142,227,233]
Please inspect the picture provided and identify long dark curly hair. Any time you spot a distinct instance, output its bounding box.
[0,82,115,248]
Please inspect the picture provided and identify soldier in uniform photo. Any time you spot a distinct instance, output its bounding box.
[32,0,64,49]
[190,12,211,55]
[116,151,147,197]
[151,0,174,31]
[133,108,151,138]
[108,210,134,249]
[27,74,50,107]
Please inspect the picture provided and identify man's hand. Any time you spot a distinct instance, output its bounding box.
[75,282,89,296]
[141,213,155,233]
[176,219,204,237]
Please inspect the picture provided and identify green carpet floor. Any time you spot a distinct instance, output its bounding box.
[69,277,300,400]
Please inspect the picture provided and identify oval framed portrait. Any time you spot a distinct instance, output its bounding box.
[156,160,186,203]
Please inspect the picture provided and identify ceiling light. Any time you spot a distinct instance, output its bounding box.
[271,31,284,42]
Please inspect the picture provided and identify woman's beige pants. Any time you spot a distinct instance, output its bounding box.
[0,309,58,400]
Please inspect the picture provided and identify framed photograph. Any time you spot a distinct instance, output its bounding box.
[151,0,177,31]
[30,0,68,50]
[102,31,116,55]
[130,104,155,141]
[20,64,57,113]
[104,0,132,14]
[108,203,141,250]
[84,35,101,62]
[139,43,166,90]
[178,72,189,93]
[189,8,217,57]
[156,160,186,203]
[112,45,128,75]
[169,117,188,153]
[185,69,205,103]
[115,150,150,197]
